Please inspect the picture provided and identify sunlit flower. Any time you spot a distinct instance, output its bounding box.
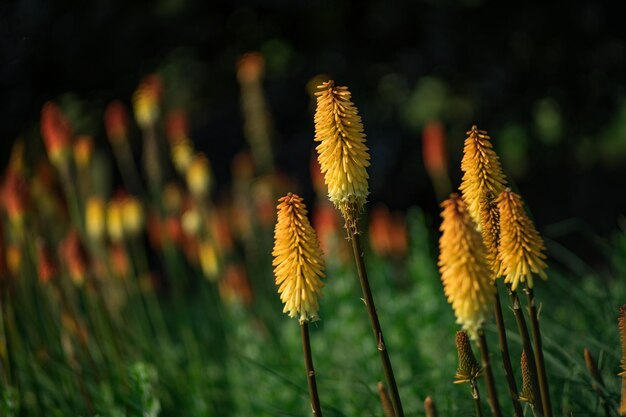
[453,331,481,384]
[272,193,325,322]
[497,189,547,290]
[459,125,507,228]
[314,81,370,219]
[438,194,494,339]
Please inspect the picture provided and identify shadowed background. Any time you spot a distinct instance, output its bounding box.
[2,0,626,260]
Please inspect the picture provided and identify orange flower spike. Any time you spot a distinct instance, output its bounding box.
[104,100,130,144]
[497,189,548,290]
[422,120,448,177]
[272,193,326,322]
[438,194,495,339]
[59,230,89,285]
[41,102,73,168]
[74,135,94,168]
[37,239,57,284]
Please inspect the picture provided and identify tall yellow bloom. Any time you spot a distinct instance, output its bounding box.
[497,189,547,290]
[272,193,325,322]
[459,125,507,226]
[438,194,495,339]
[314,81,370,221]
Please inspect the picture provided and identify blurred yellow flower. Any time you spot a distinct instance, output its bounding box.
[107,199,124,243]
[122,195,144,237]
[132,74,162,128]
[272,193,325,322]
[497,189,547,290]
[438,194,494,339]
[86,197,106,242]
[186,154,212,200]
[314,81,370,218]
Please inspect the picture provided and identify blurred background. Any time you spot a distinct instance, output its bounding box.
[2,2,626,416]
[3,0,626,252]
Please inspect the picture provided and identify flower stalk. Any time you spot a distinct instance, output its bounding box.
[272,193,325,416]
[313,80,402,417]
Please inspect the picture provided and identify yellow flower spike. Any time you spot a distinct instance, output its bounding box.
[272,193,325,323]
[186,154,213,200]
[314,81,370,225]
[85,196,106,242]
[107,199,125,243]
[121,195,145,237]
[497,189,547,291]
[132,74,163,129]
[438,194,495,339]
[459,125,507,229]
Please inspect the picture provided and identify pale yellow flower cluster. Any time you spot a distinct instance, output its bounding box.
[438,195,495,339]
[314,81,370,216]
[272,194,325,322]
[497,190,547,290]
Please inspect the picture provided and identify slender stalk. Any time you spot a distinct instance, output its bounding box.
[525,288,553,417]
[508,286,544,416]
[300,322,323,417]
[477,329,503,417]
[471,379,484,417]
[348,227,403,417]
[493,282,524,417]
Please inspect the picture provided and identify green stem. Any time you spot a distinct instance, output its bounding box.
[493,282,524,417]
[477,329,503,417]
[525,288,553,417]
[348,227,403,417]
[300,322,323,416]
[508,286,544,417]
[470,379,484,417]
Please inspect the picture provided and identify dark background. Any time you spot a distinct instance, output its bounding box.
[2,0,626,262]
